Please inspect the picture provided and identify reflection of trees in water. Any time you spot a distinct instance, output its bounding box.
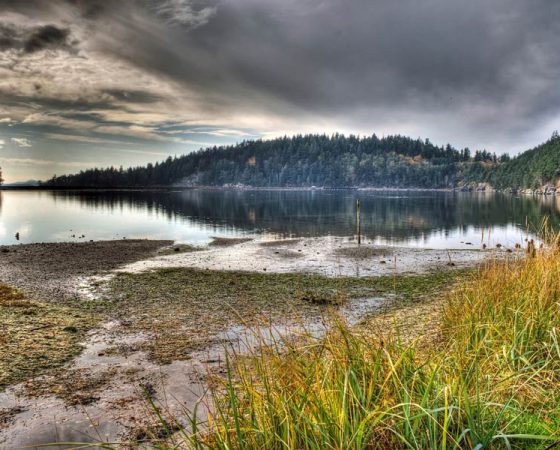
[50,190,560,242]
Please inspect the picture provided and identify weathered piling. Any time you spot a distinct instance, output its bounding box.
[356,199,361,245]
[527,239,536,258]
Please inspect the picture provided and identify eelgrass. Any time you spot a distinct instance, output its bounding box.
[161,240,560,449]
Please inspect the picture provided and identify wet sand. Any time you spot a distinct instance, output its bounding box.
[117,236,487,278]
[0,237,498,448]
[0,240,172,302]
[0,296,389,449]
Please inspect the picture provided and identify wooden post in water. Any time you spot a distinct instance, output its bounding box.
[527,239,536,258]
[356,199,361,245]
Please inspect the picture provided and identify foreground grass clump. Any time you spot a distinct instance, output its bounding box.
[174,249,560,449]
[0,284,98,390]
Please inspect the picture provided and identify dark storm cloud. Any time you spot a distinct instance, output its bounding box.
[0,22,74,53]
[24,24,72,52]
[64,0,110,19]
[71,0,559,143]
[2,0,560,155]
[0,23,17,50]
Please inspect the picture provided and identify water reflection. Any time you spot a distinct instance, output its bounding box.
[1,189,559,247]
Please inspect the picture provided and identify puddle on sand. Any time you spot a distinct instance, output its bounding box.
[0,295,387,448]
[0,322,214,449]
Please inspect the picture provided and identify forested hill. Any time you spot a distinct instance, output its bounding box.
[472,132,560,190]
[43,134,509,189]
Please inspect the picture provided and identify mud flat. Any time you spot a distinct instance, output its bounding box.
[0,236,502,448]
[118,236,488,277]
[0,297,391,449]
[0,321,215,448]
[0,239,172,302]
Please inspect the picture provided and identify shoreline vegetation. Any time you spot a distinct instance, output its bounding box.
[0,284,99,390]
[0,237,482,446]
[127,238,560,449]
[0,246,469,391]
[157,238,560,449]
[0,234,558,448]
[32,132,560,195]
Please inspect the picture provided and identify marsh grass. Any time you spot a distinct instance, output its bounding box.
[0,284,99,389]
[162,240,560,449]
[107,267,464,364]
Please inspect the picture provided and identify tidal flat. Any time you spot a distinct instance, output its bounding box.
[0,236,500,447]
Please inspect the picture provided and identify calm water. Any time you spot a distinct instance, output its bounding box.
[0,189,558,248]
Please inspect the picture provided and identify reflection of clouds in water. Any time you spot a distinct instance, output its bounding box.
[1,191,245,244]
[0,190,558,247]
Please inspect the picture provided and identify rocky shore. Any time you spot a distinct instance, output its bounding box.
[457,181,560,195]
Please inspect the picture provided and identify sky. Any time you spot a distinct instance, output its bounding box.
[0,1,559,183]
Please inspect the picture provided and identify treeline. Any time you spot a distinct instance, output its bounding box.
[45,132,560,190]
[470,132,560,190]
[43,134,508,189]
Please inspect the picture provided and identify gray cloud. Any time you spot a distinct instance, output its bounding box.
[148,0,218,28]
[102,89,164,104]
[72,0,560,148]
[1,0,560,181]
[0,22,74,53]
[0,23,18,50]
[23,24,72,53]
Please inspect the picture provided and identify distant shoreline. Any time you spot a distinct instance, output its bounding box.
[1,185,557,196]
[0,185,455,192]
[0,185,475,192]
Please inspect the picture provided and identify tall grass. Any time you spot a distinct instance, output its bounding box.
[169,241,560,449]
